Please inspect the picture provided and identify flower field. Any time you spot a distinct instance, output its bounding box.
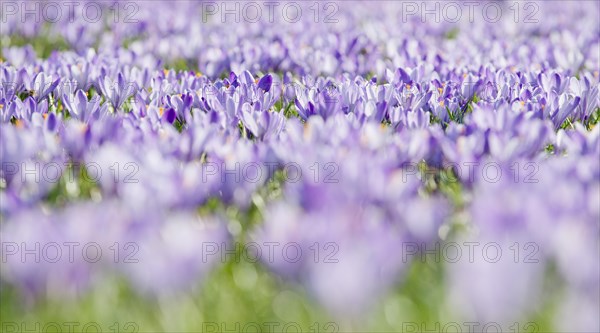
[0,1,599,332]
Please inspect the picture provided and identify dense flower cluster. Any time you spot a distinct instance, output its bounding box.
[1,0,599,331]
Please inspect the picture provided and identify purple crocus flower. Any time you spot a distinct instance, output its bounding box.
[98,73,137,110]
[164,93,193,122]
[120,211,229,297]
[62,90,107,124]
[239,103,285,140]
[547,94,581,129]
[556,123,599,156]
[257,74,273,92]
[0,97,17,123]
[1,66,27,101]
[12,96,49,125]
[28,72,60,103]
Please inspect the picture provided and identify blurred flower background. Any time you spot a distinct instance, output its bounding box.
[0,0,599,332]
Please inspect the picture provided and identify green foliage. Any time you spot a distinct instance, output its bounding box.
[166,59,195,72]
[587,107,600,130]
[4,33,70,59]
[44,163,101,207]
[282,101,299,119]
[173,118,186,132]
[445,28,460,40]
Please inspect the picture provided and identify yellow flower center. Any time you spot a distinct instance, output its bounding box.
[159,107,165,116]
